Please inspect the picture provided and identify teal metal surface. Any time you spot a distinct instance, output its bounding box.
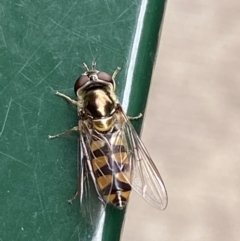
[0,0,166,240]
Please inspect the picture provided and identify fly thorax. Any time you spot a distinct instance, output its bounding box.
[92,116,115,132]
[84,89,116,132]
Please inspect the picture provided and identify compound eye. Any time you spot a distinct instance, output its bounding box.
[97,71,113,83]
[74,75,89,94]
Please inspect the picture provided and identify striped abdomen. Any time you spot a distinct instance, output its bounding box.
[91,129,132,209]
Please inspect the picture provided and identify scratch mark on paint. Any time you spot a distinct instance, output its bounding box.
[0,26,7,48]
[0,98,12,136]
[34,172,46,223]
[48,17,83,38]
[20,72,34,83]
[19,105,31,151]
[0,151,31,168]
[115,3,135,21]
[17,0,78,74]
[103,0,112,15]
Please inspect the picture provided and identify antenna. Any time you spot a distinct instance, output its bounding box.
[92,60,96,70]
[83,63,89,71]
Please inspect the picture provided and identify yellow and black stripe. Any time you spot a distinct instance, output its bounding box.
[90,130,132,209]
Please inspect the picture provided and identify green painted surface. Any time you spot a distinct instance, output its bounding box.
[0,0,166,240]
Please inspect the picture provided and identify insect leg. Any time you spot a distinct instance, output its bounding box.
[67,173,87,204]
[48,126,79,139]
[128,113,143,120]
[67,189,79,205]
[55,91,78,106]
[112,67,121,79]
[115,103,142,120]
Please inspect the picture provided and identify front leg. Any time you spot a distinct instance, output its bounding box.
[55,91,78,106]
[112,67,121,79]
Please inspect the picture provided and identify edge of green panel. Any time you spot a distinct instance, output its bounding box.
[96,1,167,240]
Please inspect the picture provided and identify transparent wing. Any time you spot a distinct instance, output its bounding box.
[78,124,107,226]
[117,110,168,210]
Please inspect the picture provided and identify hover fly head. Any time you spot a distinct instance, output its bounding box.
[74,62,117,97]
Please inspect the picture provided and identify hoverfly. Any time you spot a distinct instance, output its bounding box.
[49,62,168,219]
